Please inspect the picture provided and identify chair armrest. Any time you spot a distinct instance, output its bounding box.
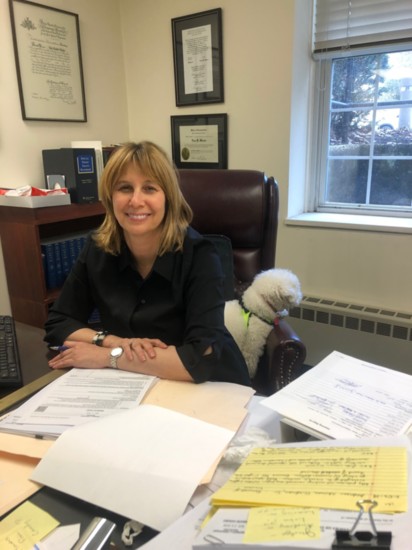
[251,319,307,396]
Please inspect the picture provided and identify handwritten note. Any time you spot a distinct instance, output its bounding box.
[244,507,320,543]
[261,351,412,439]
[0,501,59,550]
[192,506,396,549]
[212,445,407,513]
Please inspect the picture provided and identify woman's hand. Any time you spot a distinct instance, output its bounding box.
[48,341,110,370]
[118,337,168,362]
[48,338,169,370]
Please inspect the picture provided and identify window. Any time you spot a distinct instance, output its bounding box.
[311,1,412,217]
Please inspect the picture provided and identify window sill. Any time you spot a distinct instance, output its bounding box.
[285,212,412,234]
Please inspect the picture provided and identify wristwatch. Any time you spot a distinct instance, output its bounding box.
[92,330,108,346]
[110,347,124,369]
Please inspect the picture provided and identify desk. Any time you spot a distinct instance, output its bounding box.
[14,322,51,385]
[0,321,51,401]
[0,389,278,549]
[0,320,68,414]
[29,487,158,548]
[1,385,411,549]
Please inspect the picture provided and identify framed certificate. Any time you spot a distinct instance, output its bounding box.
[171,114,228,169]
[9,0,87,122]
[171,8,224,107]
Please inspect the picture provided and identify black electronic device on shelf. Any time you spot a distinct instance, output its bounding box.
[0,315,23,389]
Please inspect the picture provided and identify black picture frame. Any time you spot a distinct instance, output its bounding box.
[171,8,224,107]
[9,0,87,122]
[171,113,228,169]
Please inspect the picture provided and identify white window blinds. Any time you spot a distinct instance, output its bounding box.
[313,0,412,54]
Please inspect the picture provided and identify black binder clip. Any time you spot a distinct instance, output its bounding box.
[332,499,392,549]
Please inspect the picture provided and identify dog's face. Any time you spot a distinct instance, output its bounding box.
[243,269,302,319]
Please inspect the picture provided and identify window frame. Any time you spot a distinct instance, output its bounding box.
[310,46,412,219]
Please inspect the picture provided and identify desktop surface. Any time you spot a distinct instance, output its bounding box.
[30,487,158,548]
[0,320,50,399]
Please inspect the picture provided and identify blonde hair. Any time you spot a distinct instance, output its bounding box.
[94,141,193,255]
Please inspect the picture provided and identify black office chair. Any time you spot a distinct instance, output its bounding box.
[178,168,307,396]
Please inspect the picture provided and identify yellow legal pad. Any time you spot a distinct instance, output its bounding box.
[212,446,408,513]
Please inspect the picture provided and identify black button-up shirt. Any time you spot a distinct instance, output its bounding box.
[44,227,250,386]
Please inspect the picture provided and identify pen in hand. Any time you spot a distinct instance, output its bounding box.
[48,345,69,352]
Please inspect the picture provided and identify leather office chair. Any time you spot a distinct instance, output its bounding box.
[178,169,306,396]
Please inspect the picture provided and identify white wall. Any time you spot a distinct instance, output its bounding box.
[0,0,129,312]
[120,0,294,181]
[119,0,412,316]
[1,0,411,365]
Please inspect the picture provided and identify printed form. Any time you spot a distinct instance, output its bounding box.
[261,351,412,439]
[0,368,157,438]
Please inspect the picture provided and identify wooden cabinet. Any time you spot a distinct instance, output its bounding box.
[0,203,105,328]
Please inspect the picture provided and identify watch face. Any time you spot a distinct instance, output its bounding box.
[111,347,123,358]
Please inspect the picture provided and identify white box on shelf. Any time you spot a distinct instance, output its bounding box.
[0,194,71,208]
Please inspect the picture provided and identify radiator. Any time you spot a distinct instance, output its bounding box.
[287,295,412,376]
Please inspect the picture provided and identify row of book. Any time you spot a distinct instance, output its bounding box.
[41,232,88,290]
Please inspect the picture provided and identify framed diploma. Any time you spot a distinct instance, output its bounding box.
[171,8,224,106]
[171,114,228,169]
[9,0,87,122]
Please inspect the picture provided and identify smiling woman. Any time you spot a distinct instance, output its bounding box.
[44,141,251,388]
[111,165,166,273]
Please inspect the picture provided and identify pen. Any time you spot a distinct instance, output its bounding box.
[48,345,69,352]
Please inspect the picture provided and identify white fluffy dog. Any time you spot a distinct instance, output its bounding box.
[224,268,302,378]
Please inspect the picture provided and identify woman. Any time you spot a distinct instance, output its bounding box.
[45,141,251,386]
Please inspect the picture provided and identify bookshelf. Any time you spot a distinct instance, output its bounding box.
[0,202,105,328]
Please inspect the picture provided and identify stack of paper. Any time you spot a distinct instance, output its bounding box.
[188,436,410,549]
[260,351,412,440]
[192,507,395,549]
[31,404,237,532]
[1,374,254,527]
[3,377,251,532]
[211,442,407,512]
[0,368,157,438]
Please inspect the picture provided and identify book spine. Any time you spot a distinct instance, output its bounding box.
[41,243,58,290]
[74,236,85,258]
[52,241,64,287]
[59,239,71,279]
[67,238,78,270]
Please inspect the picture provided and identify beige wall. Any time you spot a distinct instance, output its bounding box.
[1,0,411,329]
[119,0,412,314]
[0,0,129,312]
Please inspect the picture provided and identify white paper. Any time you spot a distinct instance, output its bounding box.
[261,351,412,439]
[0,368,156,438]
[182,24,213,94]
[32,523,81,550]
[141,435,412,550]
[179,125,218,164]
[12,0,85,120]
[192,508,394,549]
[139,497,211,550]
[31,404,235,532]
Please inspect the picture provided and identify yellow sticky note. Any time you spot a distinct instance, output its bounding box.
[0,500,59,550]
[243,507,320,543]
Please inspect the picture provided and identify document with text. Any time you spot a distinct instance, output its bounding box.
[0,368,157,438]
[211,444,408,512]
[261,351,412,440]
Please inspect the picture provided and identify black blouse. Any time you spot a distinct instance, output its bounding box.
[44,227,251,386]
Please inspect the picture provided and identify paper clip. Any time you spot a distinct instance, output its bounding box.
[332,499,392,549]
